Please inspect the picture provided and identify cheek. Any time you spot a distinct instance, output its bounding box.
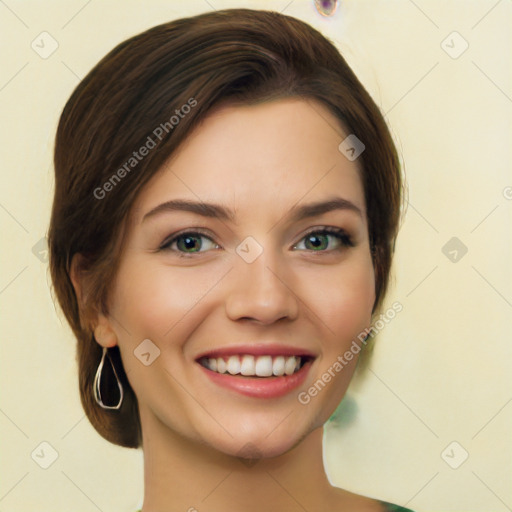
[108,260,216,397]
[308,255,375,341]
[110,244,375,344]
[110,257,221,346]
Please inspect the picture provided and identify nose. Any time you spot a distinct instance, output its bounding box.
[224,246,299,325]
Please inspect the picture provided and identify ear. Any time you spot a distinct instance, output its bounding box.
[92,315,118,348]
[69,253,118,348]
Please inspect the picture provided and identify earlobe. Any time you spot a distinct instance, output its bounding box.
[93,316,118,348]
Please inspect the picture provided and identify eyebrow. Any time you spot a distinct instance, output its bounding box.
[141,197,363,224]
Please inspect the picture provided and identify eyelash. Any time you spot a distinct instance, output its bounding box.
[158,227,354,257]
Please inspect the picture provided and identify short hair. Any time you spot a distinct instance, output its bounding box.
[48,8,402,448]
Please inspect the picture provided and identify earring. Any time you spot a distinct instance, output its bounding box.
[93,346,124,410]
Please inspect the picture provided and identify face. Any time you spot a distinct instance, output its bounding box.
[98,98,375,458]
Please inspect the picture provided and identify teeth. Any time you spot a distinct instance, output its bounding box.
[227,355,241,375]
[201,354,304,377]
[284,356,297,375]
[217,357,227,373]
[272,356,285,376]
[255,355,273,377]
[240,355,255,375]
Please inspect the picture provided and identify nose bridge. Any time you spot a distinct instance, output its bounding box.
[225,239,299,324]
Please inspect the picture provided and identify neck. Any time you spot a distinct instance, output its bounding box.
[140,409,340,512]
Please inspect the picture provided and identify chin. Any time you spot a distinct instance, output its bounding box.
[215,435,303,461]
[200,414,319,462]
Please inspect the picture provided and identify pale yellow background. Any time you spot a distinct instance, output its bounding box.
[1,1,511,511]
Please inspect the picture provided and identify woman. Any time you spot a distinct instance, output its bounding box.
[48,8,410,512]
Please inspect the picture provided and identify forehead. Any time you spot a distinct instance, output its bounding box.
[132,98,365,224]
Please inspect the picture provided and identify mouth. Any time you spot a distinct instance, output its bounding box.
[194,345,316,398]
[197,354,313,377]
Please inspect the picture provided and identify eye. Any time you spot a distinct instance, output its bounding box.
[158,227,353,256]
[159,230,220,256]
[293,227,354,252]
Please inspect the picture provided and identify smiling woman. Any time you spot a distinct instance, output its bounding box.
[48,8,408,512]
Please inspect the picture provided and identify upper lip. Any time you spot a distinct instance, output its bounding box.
[195,344,317,360]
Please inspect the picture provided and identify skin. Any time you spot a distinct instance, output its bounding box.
[73,98,386,511]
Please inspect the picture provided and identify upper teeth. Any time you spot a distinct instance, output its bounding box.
[200,355,302,377]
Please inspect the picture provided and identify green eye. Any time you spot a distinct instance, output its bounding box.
[160,231,219,255]
[303,233,330,251]
[159,227,353,257]
[294,228,353,252]
[176,234,204,253]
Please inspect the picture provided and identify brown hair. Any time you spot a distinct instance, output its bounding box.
[48,8,402,449]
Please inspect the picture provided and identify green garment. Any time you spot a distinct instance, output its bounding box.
[380,502,416,512]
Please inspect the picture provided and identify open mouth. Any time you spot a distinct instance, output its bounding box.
[197,354,314,378]
[195,348,316,398]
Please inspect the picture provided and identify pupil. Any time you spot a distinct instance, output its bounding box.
[182,236,199,251]
[308,235,325,249]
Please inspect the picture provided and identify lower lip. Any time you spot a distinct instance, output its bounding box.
[197,360,313,398]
